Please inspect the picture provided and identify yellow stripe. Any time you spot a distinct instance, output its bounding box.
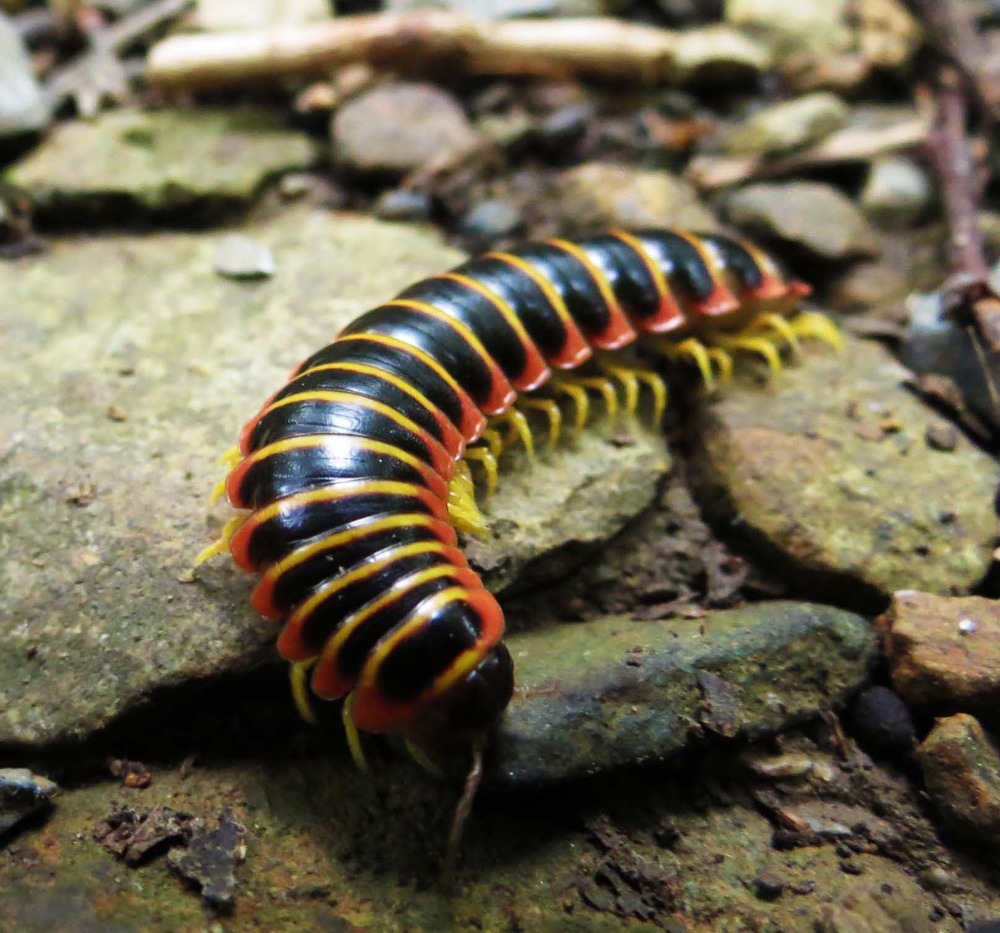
[609,228,673,309]
[438,272,542,358]
[545,237,623,320]
[261,513,444,587]
[320,564,464,665]
[484,250,577,332]
[286,540,453,629]
[238,481,440,532]
[257,390,439,453]
[382,299,499,374]
[333,333,469,409]
[293,361,448,434]
[358,586,485,698]
[242,434,433,478]
[666,228,728,280]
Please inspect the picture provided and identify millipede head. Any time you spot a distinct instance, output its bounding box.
[405,642,514,751]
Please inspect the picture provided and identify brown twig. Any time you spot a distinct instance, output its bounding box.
[686,114,929,189]
[145,12,768,91]
[912,0,1000,419]
[902,0,1000,117]
[45,0,194,113]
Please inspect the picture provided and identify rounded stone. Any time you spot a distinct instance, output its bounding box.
[332,82,481,176]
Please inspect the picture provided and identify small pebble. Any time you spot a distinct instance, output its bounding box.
[958,618,978,635]
[373,188,432,222]
[849,685,916,756]
[752,875,785,901]
[213,235,275,280]
[925,420,959,452]
[459,198,522,241]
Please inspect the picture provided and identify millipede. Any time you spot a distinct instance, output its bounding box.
[195,227,840,869]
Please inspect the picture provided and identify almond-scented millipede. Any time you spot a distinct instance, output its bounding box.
[195,228,840,869]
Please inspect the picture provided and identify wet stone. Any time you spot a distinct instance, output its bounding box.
[332,82,481,177]
[5,109,315,219]
[918,713,1000,850]
[860,156,932,229]
[0,768,58,837]
[213,234,276,280]
[691,336,998,604]
[550,161,717,233]
[724,92,850,156]
[723,182,881,260]
[849,685,916,757]
[467,427,670,595]
[0,12,50,139]
[884,591,1000,719]
[489,601,875,785]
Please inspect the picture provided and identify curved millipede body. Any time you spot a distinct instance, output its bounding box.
[198,228,840,764]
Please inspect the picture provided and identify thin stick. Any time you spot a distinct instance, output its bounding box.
[46,0,194,111]
[146,12,766,91]
[440,737,485,895]
[686,115,929,189]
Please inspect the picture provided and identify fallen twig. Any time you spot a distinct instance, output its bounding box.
[902,0,1000,117]
[686,114,929,189]
[910,0,1000,423]
[145,11,768,91]
[46,0,194,114]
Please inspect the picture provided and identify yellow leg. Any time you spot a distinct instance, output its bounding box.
[290,659,319,725]
[521,397,562,446]
[342,692,369,771]
[462,445,499,498]
[491,408,536,461]
[576,376,618,419]
[209,476,228,505]
[656,337,715,389]
[715,334,783,376]
[480,428,504,459]
[405,740,445,778]
[706,347,733,385]
[551,379,590,432]
[219,446,242,469]
[193,514,246,566]
[789,310,843,351]
[447,463,488,536]
[598,356,668,423]
[749,312,800,353]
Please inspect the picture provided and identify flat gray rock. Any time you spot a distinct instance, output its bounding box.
[490,601,875,785]
[0,13,49,139]
[5,108,314,217]
[692,336,998,601]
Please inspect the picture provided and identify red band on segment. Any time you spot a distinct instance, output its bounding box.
[545,238,638,350]
[251,514,458,620]
[484,251,593,369]
[608,229,687,334]
[309,562,485,701]
[438,272,552,393]
[670,229,741,320]
[348,584,506,734]
[276,542,470,661]
[383,299,517,417]
[228,481,451,572]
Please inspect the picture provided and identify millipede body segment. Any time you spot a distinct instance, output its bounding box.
[199,228,840,762]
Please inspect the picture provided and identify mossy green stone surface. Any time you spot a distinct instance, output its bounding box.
[5,108,315,216]
[492,601,875,785]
